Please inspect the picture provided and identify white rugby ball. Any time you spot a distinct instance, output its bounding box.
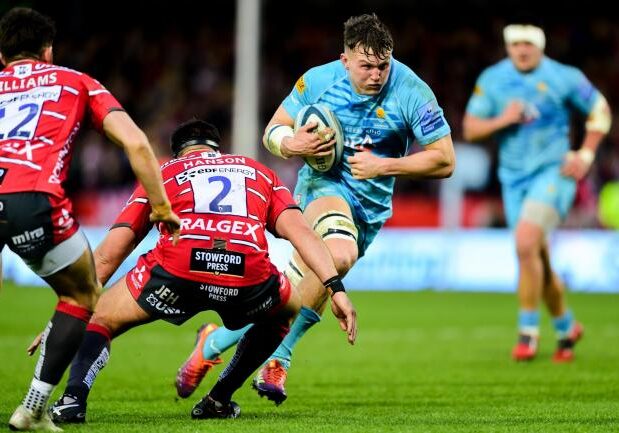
[294,104,344,173]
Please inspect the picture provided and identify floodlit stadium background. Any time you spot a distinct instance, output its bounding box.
[2,0,618,291]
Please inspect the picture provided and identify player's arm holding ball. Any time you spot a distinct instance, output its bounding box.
[263,104,336,159]
[349,135,455,180]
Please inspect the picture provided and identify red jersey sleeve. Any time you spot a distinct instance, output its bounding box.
[111,185,153,244]
[80,74,124,131]
[266,171,301,236]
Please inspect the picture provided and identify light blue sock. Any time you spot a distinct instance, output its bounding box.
[269,306,321,370]
[552,310,574,339]
[202,324,252,360]
[518,309,540,336]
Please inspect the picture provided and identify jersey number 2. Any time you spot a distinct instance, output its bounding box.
[180,168,256,217]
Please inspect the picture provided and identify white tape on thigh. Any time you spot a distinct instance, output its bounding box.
[312,211,358,243]
[27,229,90,276]
[520,201,561,233]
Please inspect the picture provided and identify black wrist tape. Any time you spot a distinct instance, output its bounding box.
[323,276,346,294]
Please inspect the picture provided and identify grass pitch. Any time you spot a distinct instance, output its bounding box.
[1,283,618,433]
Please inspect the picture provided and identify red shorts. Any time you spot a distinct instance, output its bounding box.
[126,253,292,328]
[0,192,79,261]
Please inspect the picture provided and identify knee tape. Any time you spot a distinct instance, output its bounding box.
[312,211,358,243]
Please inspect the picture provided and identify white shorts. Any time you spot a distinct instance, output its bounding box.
[25,229,90,277]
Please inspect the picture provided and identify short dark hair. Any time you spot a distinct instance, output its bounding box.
[170,119,221,157]
[343,13,393,60]
[0,7,56,62]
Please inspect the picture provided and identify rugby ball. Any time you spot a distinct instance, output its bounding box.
[294,104,344,173]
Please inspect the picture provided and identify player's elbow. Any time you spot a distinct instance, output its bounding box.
[436,148,456,178]
[462,116,482,142]
[122,130,150,154]
[439,159,455,178]
[462,128,475,142]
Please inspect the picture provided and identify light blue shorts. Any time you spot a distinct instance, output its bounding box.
[502,164,576,229]
[293,174,383,257]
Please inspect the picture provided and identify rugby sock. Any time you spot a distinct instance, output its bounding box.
[22,379,54,418]
[552,309,574,339]
[268,306,321,369]
[209,321,289,404]
[202,325,251,360]
[36,302,92,385]
[518,309,540,336]
[23,302,91,417]
[64,323,112,401]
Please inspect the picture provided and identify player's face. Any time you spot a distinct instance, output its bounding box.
[506,41,543,72]
[341,45,391,95]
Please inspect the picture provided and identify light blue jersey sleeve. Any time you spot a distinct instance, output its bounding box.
[562,65,599,115]
[396,72,450,146]
[465,69,496,118]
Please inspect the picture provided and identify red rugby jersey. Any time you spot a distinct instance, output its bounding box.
[114,151,299,286]
[0,60,122,197]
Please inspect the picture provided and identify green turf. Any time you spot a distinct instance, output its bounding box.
[1,283,618,432]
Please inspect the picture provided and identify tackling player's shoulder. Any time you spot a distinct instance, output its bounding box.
[240,155,277,178]
[46,63,109,93]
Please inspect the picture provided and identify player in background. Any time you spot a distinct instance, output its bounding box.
[463,21,611,361]
[0,7,180,431]
[174,13,455,404]
[48,119,357,423]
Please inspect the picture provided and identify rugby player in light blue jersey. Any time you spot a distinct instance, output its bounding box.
[463,21,611,362]
[174,13,454,404]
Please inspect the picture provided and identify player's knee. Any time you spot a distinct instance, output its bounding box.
[516,237,541,259]
[330,249,357,276]
[312,211,358,275]
[70,279,101,311]
[516,223,543,259]
[89,309,117,334]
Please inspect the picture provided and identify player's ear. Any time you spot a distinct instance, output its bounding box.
[41,46,53,63]
[0,53,5,67]
[340,52,348,70]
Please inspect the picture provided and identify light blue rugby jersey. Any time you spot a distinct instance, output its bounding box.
[282,58,451,225]
[465,57,599,184]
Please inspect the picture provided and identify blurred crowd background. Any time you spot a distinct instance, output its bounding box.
[3,0,618,228]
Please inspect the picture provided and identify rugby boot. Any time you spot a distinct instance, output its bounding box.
[553,322,584,363]
[252,359,288,405]
[512,333,538,361]
[9,405,62,432]
[48,393,86,424]
[191,395,240,419]
[176,323,223,398]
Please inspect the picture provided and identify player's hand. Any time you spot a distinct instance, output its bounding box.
[348,150,385,180]
[281,122,335,158]
[330,292,357,345]
[150,202,181,246]
[26,333,43,356]
[501,101,526,126]
[561,150,594,181]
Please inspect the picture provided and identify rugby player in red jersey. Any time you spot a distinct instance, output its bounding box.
[48,119,357,422]
[0,8,180,431]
